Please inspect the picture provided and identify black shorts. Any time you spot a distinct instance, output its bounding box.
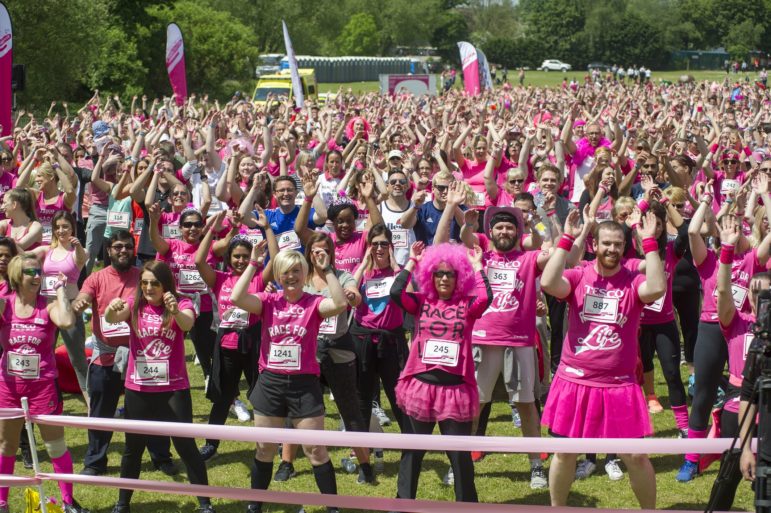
[249,370,324,419]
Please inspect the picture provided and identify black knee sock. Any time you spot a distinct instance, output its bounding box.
[249,459,274,510]
[312,460,338,495]
[476,402,492,436]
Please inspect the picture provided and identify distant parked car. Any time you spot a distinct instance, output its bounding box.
[538,59,572,72]
[255,53,283,78]
[587,62,611,72]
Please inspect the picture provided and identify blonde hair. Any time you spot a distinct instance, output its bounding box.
[34,162,57,184]
[664,186,686,204]
[612,196,636,221]
[8,253,39,292]
[273,250,308,283]
[432,170,454,186]
[507,167,525,180]
[752,207,768,246]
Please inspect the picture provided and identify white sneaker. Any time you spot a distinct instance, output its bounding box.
[605,459,624,481]
[530,466,548,489]
[372,401,391,427]
[575,459,596,480]
[231,399,251,422]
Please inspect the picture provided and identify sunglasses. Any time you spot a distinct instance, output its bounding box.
[22,268,42,277]
[433,270,456,279]
[171,190,188,197]
[0,158,13,163]
[760,167,771,172]
[508,179,524,184]
[141,279,162,288]
[673,203,685,208]
[389,178,408,186]
[434,185,449,192]
[724,159,739,164]
[111,243,134,252]
[371,241,390,248]
[181,221,203,229]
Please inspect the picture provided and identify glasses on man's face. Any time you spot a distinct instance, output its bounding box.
[111,243,134,252]
[389,178,408,186]
[171,190,188,197]
[434,185,449,193]
[22,268,42,277]
[141,279,161,288]
[181,221,203,229]
[371,241,390,248]
[433,270,456,279]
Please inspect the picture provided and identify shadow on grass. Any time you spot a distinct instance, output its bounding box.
[650,453,692,473]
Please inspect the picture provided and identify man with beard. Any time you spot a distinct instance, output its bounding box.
[440,190,553,489]
[72,230,176,476]
[540,212,665,508]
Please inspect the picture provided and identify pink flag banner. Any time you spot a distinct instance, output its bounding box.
[282,20,304,108]
[457,41,480,96]
[0,2,12,137]
[165,23,187,106]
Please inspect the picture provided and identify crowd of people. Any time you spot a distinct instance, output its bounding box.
[0,74,767,512]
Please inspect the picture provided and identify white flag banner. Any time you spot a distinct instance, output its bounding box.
[282,20,304,108]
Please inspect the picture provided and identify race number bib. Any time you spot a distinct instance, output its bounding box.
[163,223,181,239]
[473,191,486,207]
[134,218,144,238]
[365,277,394,299]
[391,229,408,249]
[319,316,338,335]
[178,269,205,291]
[295,191,306,206]
[267,343,301,370]
[721,179,740,196]
[277,231,301,252]
[7,352,40,379]
[244,230,264,247]
[744,334,754,360]
[582,293,619,323]
[355,218,367,232]
[713,284,749,309]
[644,295,665,313]
[421,339,460,367]
[107,211,131,229]
[100,316,130,338]
[42,225,52,244]
[487,266,515,290]
[220,308,248,328]
[134,360,169,386]
[40,275,59,297]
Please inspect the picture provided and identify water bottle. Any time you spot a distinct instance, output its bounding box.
[534,191,545,209]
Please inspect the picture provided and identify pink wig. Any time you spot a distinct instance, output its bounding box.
[414,243,476,303]
[345,116,371,141]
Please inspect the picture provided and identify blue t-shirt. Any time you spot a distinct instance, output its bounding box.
[414,202,465,245]
[253,205,318,256]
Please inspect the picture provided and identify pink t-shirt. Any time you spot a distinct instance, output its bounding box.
[257,292,324,375]
[125,297,195,392]
[697,248,761,322]
[355,267,403,330]
[159,211,181,240]
[330,231,367,273]
[37,192,67,244]
[157,238,218,312]
[640,243,680,325]
[213,270,263,350]
[398,273,489,381]
[0,295,57,382]
[557,263,649,386]
[720,311,754,413]
[472,243,542,347]
[460,158,506,208]
[0,172,17,221]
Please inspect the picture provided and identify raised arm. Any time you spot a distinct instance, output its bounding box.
[195,211,225,289]
[147,201,170,256]
[230,244,265,316]
[312,249,347,318]
[541,209,582,299]
[636,211,667,303]
[688,187,713,266]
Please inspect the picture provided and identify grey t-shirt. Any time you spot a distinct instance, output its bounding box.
[303,269,356,364]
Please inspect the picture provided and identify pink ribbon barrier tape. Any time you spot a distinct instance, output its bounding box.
[0,475,40,487]
[33,414,756,454]
[41,473,749,513]
[0,408,24,420]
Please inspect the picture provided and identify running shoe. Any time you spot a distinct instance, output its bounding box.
[676,460,699,482]
[575,459,596,479]
[678,428,688,439]
[199,444,218,462]
[154,460,179,476]
[110,504,130,513]
[195,506,216,513]
[442,467,454,486]
[274,461,296,482]
[511,406,522,428]
[605,459,624,481]
[358,463,376,485]
[372,401,391,427]
[21,445,33,469]
[647,395,664,414]
[530,466,548,489]
[374,450,385,473]
[246,504,261,513]
[63,500,91,513]
[231,399,252,422]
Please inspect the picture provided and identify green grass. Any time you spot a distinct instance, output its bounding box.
[6,336,754,513]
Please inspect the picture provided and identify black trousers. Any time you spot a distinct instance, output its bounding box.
[190,310,216,378]
[321,358,368,433]
[673,287,701,364]
[689,322,728,432]
[397,415,477,502]
[206,348,254,447]
[118,388,209,507]
[639,321,687,407]
[83,363,171,472]
[546,293,567,374]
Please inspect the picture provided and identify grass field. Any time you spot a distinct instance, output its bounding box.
[5,334,754,513]
[318,69,758,95]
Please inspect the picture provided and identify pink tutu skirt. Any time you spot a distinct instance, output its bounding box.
[541,375,652,438]
[396,376,479,423]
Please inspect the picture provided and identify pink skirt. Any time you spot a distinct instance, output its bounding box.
[541,375,652,438]
[396,376,479,423]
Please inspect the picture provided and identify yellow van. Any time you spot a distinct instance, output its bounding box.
[252,69,318,105]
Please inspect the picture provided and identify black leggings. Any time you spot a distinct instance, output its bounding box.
[118,389,209,507]
[546,293,567,374]
[353,329,408,433]
[673,287,701,364]
[689,322,728,432]
[190,310,215,378]
[397,415,477,502]
[206,348,254,447]
[320,357,368,433]
[639,321,687,407]
[708,407,752,511]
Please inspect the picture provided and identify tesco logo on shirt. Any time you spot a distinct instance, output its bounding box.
[276,304,305,319]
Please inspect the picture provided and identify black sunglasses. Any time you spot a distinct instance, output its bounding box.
[434,185,449,192]
[433,270,456,279]
[181,221,203,228]
[371,241,390,248]
[389,178,408,186]
[111,243,134,251]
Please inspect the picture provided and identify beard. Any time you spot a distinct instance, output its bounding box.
[112,255,133,272]
[596,251,620,271]
[492,234,517,252]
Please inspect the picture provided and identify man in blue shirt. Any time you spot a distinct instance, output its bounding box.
[401,171,466,244]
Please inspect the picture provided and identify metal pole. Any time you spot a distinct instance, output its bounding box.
[20,397,47,513]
